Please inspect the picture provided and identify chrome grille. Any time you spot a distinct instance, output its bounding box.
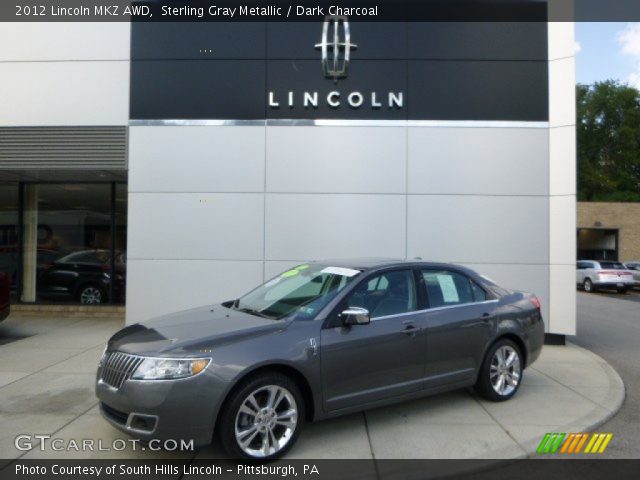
[100,351,143,389]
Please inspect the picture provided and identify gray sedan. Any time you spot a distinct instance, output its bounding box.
[96,259,544,459]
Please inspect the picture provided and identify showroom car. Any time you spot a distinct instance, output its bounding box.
[0,271,9,322]
[37,249,126,304]
[576,260,635,293]
[96,259,544,459]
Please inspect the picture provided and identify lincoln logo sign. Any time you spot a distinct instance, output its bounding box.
[315,16,357,83]
[267,16,404,111]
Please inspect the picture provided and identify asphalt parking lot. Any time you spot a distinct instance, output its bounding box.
[572,288,640,458]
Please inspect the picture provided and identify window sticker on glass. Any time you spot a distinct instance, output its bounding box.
[437,274,459,303]
[281,264,310,278]
[320,267,360,278]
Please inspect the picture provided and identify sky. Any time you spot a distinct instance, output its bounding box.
[576,22,640,88]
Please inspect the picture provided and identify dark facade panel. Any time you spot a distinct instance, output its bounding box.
[408,22,548,60]
[130,60,266,119]
[130,22,550,121]
[131,22,267,60]
[408,61,549,121]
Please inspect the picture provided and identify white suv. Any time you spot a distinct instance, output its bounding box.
[576,261,635,294]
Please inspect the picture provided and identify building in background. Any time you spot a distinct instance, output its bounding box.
[578,202,640,261]
[0,6,577,338]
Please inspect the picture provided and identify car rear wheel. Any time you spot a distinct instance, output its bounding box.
[78,285,104,304]
[475,339,523,402]
[584,278,594,293]
[218,373,304,460]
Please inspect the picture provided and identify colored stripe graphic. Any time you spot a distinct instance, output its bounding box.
[573,433,589,453]
[537,433,566,454]
[585,433,613,454]
[537,433,613,454]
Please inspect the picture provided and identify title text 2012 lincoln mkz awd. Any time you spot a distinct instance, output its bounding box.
[96,259,544,459]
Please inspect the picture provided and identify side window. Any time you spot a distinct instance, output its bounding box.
[346,270,417,319]
[470,280,488,302]
[422,270,476,308]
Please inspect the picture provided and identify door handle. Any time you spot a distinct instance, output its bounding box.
[481,312,495,322]
[402,322,421,336]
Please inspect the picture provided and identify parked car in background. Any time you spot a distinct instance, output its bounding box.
[0,271,9,321]
[38,249,126,305]
[623,261,640,289]
[576,260,635,293]
[96,259,544,460]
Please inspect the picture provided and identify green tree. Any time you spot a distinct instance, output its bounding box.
[577,80,640,202]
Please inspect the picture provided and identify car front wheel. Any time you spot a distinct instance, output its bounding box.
[218,373,304,460]
[475,339,523,402]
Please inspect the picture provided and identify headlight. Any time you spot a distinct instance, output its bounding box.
[131,357,211,380]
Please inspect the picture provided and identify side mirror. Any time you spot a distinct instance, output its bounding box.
[340,307,371,326]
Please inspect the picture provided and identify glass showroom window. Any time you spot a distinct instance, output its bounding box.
[19,183,126,305]
[0,185,18,301]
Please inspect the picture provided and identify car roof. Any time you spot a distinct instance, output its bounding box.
[311,258,479,275]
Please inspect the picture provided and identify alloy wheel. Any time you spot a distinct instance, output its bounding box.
[584,279,593,293]
[234,385,298,458]
[80,287,102,304]
[490,345,521,396]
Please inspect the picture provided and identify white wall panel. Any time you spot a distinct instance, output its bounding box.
[128,193,264,260]
[550,195,576,265]
[0,22,130,61]
[463,263,550,330]
[265,194,406,260]
[0,61,129,126]
[549,126,577,196]
[548,264,577,335]
[126,260,263,322]
[548,22,576,61]
[407,195,549,265]
[129,126,265,193]
[408,128,549,196]
[266,127,407,194]
[549,57,576,128]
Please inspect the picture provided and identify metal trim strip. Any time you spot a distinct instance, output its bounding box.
[129,119,550,128]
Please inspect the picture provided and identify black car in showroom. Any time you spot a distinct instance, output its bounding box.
[0,271,9,321]
[38,249,126,304]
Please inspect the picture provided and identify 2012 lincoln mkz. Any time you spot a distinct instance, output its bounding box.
[96,259,544,459]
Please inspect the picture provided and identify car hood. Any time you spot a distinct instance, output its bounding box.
[107,305,288,356]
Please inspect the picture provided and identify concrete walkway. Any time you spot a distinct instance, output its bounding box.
[0,314,624,461]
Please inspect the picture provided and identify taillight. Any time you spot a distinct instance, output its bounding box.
[530,296,541,310]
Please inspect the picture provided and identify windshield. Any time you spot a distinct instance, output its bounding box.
[235,264,361,320]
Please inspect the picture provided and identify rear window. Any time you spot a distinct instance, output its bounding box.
[600,262,625,270]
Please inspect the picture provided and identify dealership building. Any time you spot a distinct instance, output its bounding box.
[0,10,577,337]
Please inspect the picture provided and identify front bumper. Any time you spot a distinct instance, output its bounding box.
[95,369,226,447]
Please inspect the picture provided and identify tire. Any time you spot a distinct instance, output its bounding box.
[217,372,305,460]
[617,287,628,294]
[584,278,594,293]
[78,284,105,305]
[475,339,523,402]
